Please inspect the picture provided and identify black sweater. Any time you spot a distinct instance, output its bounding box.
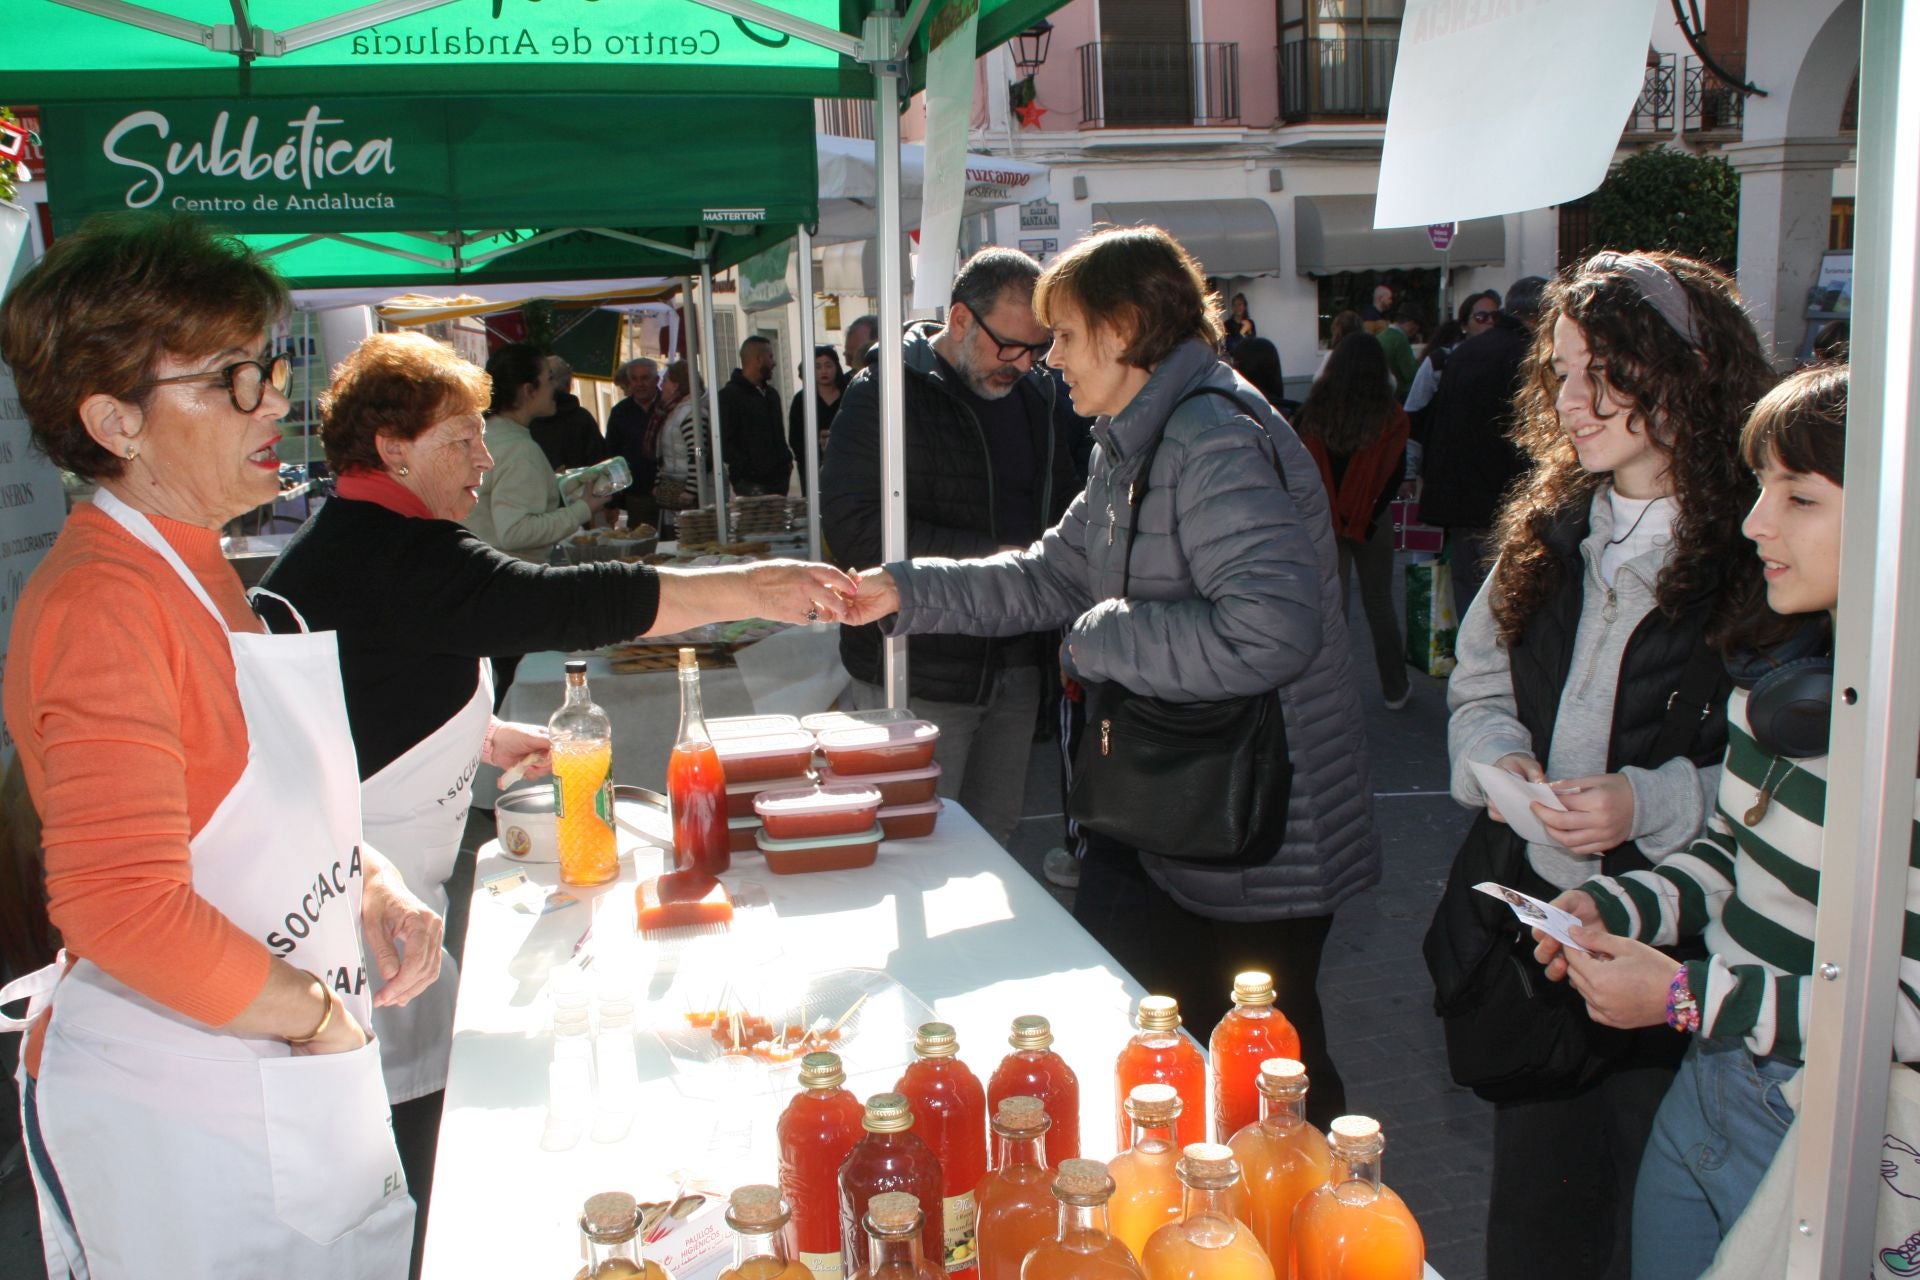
[259,497,660,780]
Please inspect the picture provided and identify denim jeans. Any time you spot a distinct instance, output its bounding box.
[1632,1035,1799,1280]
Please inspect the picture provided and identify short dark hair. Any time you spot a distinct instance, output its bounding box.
[321,332,490,473]
[739,334,772,361]
[485,343,546,416]
[0,212,287,480]
[1506,276,1549,321]
[847,314,878,339]
[950,247,1040,323]
[1033,226,1223,368]
[1230,337,1285,407]
[1457,290,1501,325]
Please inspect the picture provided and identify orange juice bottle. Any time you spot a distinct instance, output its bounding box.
[1115,996,1207,1151]
[1228,1061,1330,1272]
[572,1190,675,1279]
[720,1186,813,1280]
[974,1097,1056,1280]
[551,659,618,886]
[1019,1159,1144,1280]
[1139,1146,1273,1280]
[1289,1118,1423,1280]
[849,1193,946,1280]
[1107,1085,1184,1261]
[1208,974,1300,1144]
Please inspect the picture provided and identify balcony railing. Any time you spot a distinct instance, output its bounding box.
[1626,51,1677,136]
[815,99,874,140]
[1279,35,1398,121]
[1077,41,1241,129]
[1683,55,1745,138]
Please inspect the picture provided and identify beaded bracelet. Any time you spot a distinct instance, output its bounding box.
[1665,965,1701,1034]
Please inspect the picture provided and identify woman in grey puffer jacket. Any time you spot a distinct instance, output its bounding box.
[844,227,1379,1124]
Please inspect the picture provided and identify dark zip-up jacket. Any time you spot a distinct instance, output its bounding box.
[820,322,1076,704]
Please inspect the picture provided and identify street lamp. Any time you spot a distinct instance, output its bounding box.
[1013,20,1053,75]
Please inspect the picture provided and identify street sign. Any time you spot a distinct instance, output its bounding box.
[1427,222,1456,251]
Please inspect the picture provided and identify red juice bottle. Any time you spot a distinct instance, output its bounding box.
[1207,974,1299,1144]
[780,1052,868,1280]
[1115,996,1207,1151]
[668,646,729,876]
[897,1023,987,1277]
[973,1097,1055,1280]
[987,1016,1080,1165]
[839,1093,946,1279]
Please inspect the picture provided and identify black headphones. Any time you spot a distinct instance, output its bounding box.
[1743,655,1834,759]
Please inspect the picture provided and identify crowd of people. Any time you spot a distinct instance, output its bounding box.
[0,205,1889,1280]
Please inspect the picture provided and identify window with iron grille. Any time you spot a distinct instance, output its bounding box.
[1279,0,1403,121]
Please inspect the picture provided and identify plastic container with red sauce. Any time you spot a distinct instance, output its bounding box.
[728,815,762,854]
[713,730,817,784]
[815,721,941,775]
[754,783,885,842]
[817,763,941,808]
[800,707,920,733]
[754,825,884,874]
[727,774,813,819]
[878,799,943,841]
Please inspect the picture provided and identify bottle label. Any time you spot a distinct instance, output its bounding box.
[942,1190,977,1271]
[798,1250,844,1280]
[551,775,564,819]
[595,774,614,828]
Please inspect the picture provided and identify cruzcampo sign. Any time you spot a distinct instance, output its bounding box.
[43,95,819,236]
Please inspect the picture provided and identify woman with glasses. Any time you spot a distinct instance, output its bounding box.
[839,226,1379,1123]
[0,214,439,1277]
[1405,290,1502,416]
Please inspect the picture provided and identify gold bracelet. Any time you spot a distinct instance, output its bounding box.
[285,973,336,1045]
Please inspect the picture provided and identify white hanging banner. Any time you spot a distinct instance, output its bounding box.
[912,0,981,310]
[1374,0,1660,228]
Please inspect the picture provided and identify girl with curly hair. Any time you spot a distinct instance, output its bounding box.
[1439,250,1776,1280]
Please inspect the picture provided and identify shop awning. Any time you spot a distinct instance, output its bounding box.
[1090,199,1283,277]
[1294,194,1505,275]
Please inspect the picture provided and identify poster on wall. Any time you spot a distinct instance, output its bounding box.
[0,200,69,769]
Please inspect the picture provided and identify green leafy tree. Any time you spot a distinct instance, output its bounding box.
[1589,145,1741,268]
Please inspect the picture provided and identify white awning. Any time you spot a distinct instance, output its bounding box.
[815,134,1049,246]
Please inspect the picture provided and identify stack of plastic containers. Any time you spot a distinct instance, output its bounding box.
[813,719,944,841]
[709,715,815,854]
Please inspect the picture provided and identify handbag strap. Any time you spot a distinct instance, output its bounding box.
[1648,638,1729,762]
[1116,385,1288,598]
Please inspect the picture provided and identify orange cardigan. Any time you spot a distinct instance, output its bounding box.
[1303,407,1411,543]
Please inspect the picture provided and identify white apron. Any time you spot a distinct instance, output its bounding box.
[359,660,492,1102]
[0,491,413,1280]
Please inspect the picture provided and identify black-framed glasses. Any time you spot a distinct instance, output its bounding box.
[1470,309,1499,324]
[971,311,1051,364]
[136,351,292,413]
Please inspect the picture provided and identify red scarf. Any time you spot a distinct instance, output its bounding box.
[335,467,434,519]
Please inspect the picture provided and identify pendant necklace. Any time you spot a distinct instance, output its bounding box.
[1745,755,1799,826]
[1606,494,1671,547]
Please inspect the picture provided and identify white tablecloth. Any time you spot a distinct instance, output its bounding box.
[494,622,850,791]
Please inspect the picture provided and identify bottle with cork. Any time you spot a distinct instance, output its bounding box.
[987,1015,1079,1165]
[1114,996,1206,1151]
[1020,1159,1144,1280]
[848,1193,946,1280]
[572,1190,674,1279]
[1139,1146,1272,1280]
[1207,974,1300,1144]
[1228,1060,1330,1270]
[973,1096,1056,1280]
[838,1093,945,1278]
[895,1022,988,1277]
[1289,1117,1424,1280]
[719,1186,812,1280]
[780,1052,869,1280]
[1106,1084,1185,1261]
[550,659,618,886]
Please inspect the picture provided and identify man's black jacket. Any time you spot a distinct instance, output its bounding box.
[1419,312,1534,530]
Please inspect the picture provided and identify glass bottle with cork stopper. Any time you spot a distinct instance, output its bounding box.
[1139,1145,1272,1280]
[987,1015,1080,1164]
[838,1093,945,1278]
[573,1190,674,1279]
[849,1192,946,1280]
[780,1052,869,1280]
[1107,1084,1184,1261]
[668,645,729,876]
[973,1096,1056,1280]
[1207,973,1300,1144]
[1019,1158,1144,1280]
[719,1185,812,1280]
[1115,996,1206,1150]
[1289,1116,1424,1280]
[895,1021,988,1278]
[1228,1060,1330,1271]
[551,659,618,886]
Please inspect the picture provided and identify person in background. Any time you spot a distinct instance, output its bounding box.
[720,334,794,496]
[652,360,706,540]
[0,212,437,1278]
[1376,303,1424,404]
[1419,276,1549,615]
[821,247,1076,847]
[844,313,879,379]
[1224,292,1257,354]
[1231,336,1294,418]
[606,357,663,526]
[1443,251,1775,1280]
[1315,309,1366,381]
[788,345,847,496]
[1361,280,1397,332]
[260,334,856,1268]
[1405,290,1501,421]
[839,226,1378,1127]
[1295,332,1412,710]
[527,354,609,471]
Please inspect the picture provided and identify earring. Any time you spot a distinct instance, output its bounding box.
[395,465,410,477]
[125,444,138,461]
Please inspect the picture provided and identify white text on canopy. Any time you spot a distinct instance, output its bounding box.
[102,106,398,210]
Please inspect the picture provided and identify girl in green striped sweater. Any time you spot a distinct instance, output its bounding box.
[1533,365,1918,1278]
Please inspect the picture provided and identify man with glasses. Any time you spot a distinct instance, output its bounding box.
[821,247,1077,847]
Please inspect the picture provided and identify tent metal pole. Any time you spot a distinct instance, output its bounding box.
[797,225,823,562]
[872,10,909,710]
[699,255,731,546]
[680,276,710,512]
[1785,0,1920,1271]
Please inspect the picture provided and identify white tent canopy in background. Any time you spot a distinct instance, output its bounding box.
[287,277,678,316]
[814,133,1048,245]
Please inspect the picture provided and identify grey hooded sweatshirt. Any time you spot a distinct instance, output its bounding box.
[882,340,1380,920]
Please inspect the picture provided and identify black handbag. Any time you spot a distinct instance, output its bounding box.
[1422,641,1726,1101]
[1067,387,1292,866]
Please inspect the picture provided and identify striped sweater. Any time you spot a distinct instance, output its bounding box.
[1578,686,1920,1063]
